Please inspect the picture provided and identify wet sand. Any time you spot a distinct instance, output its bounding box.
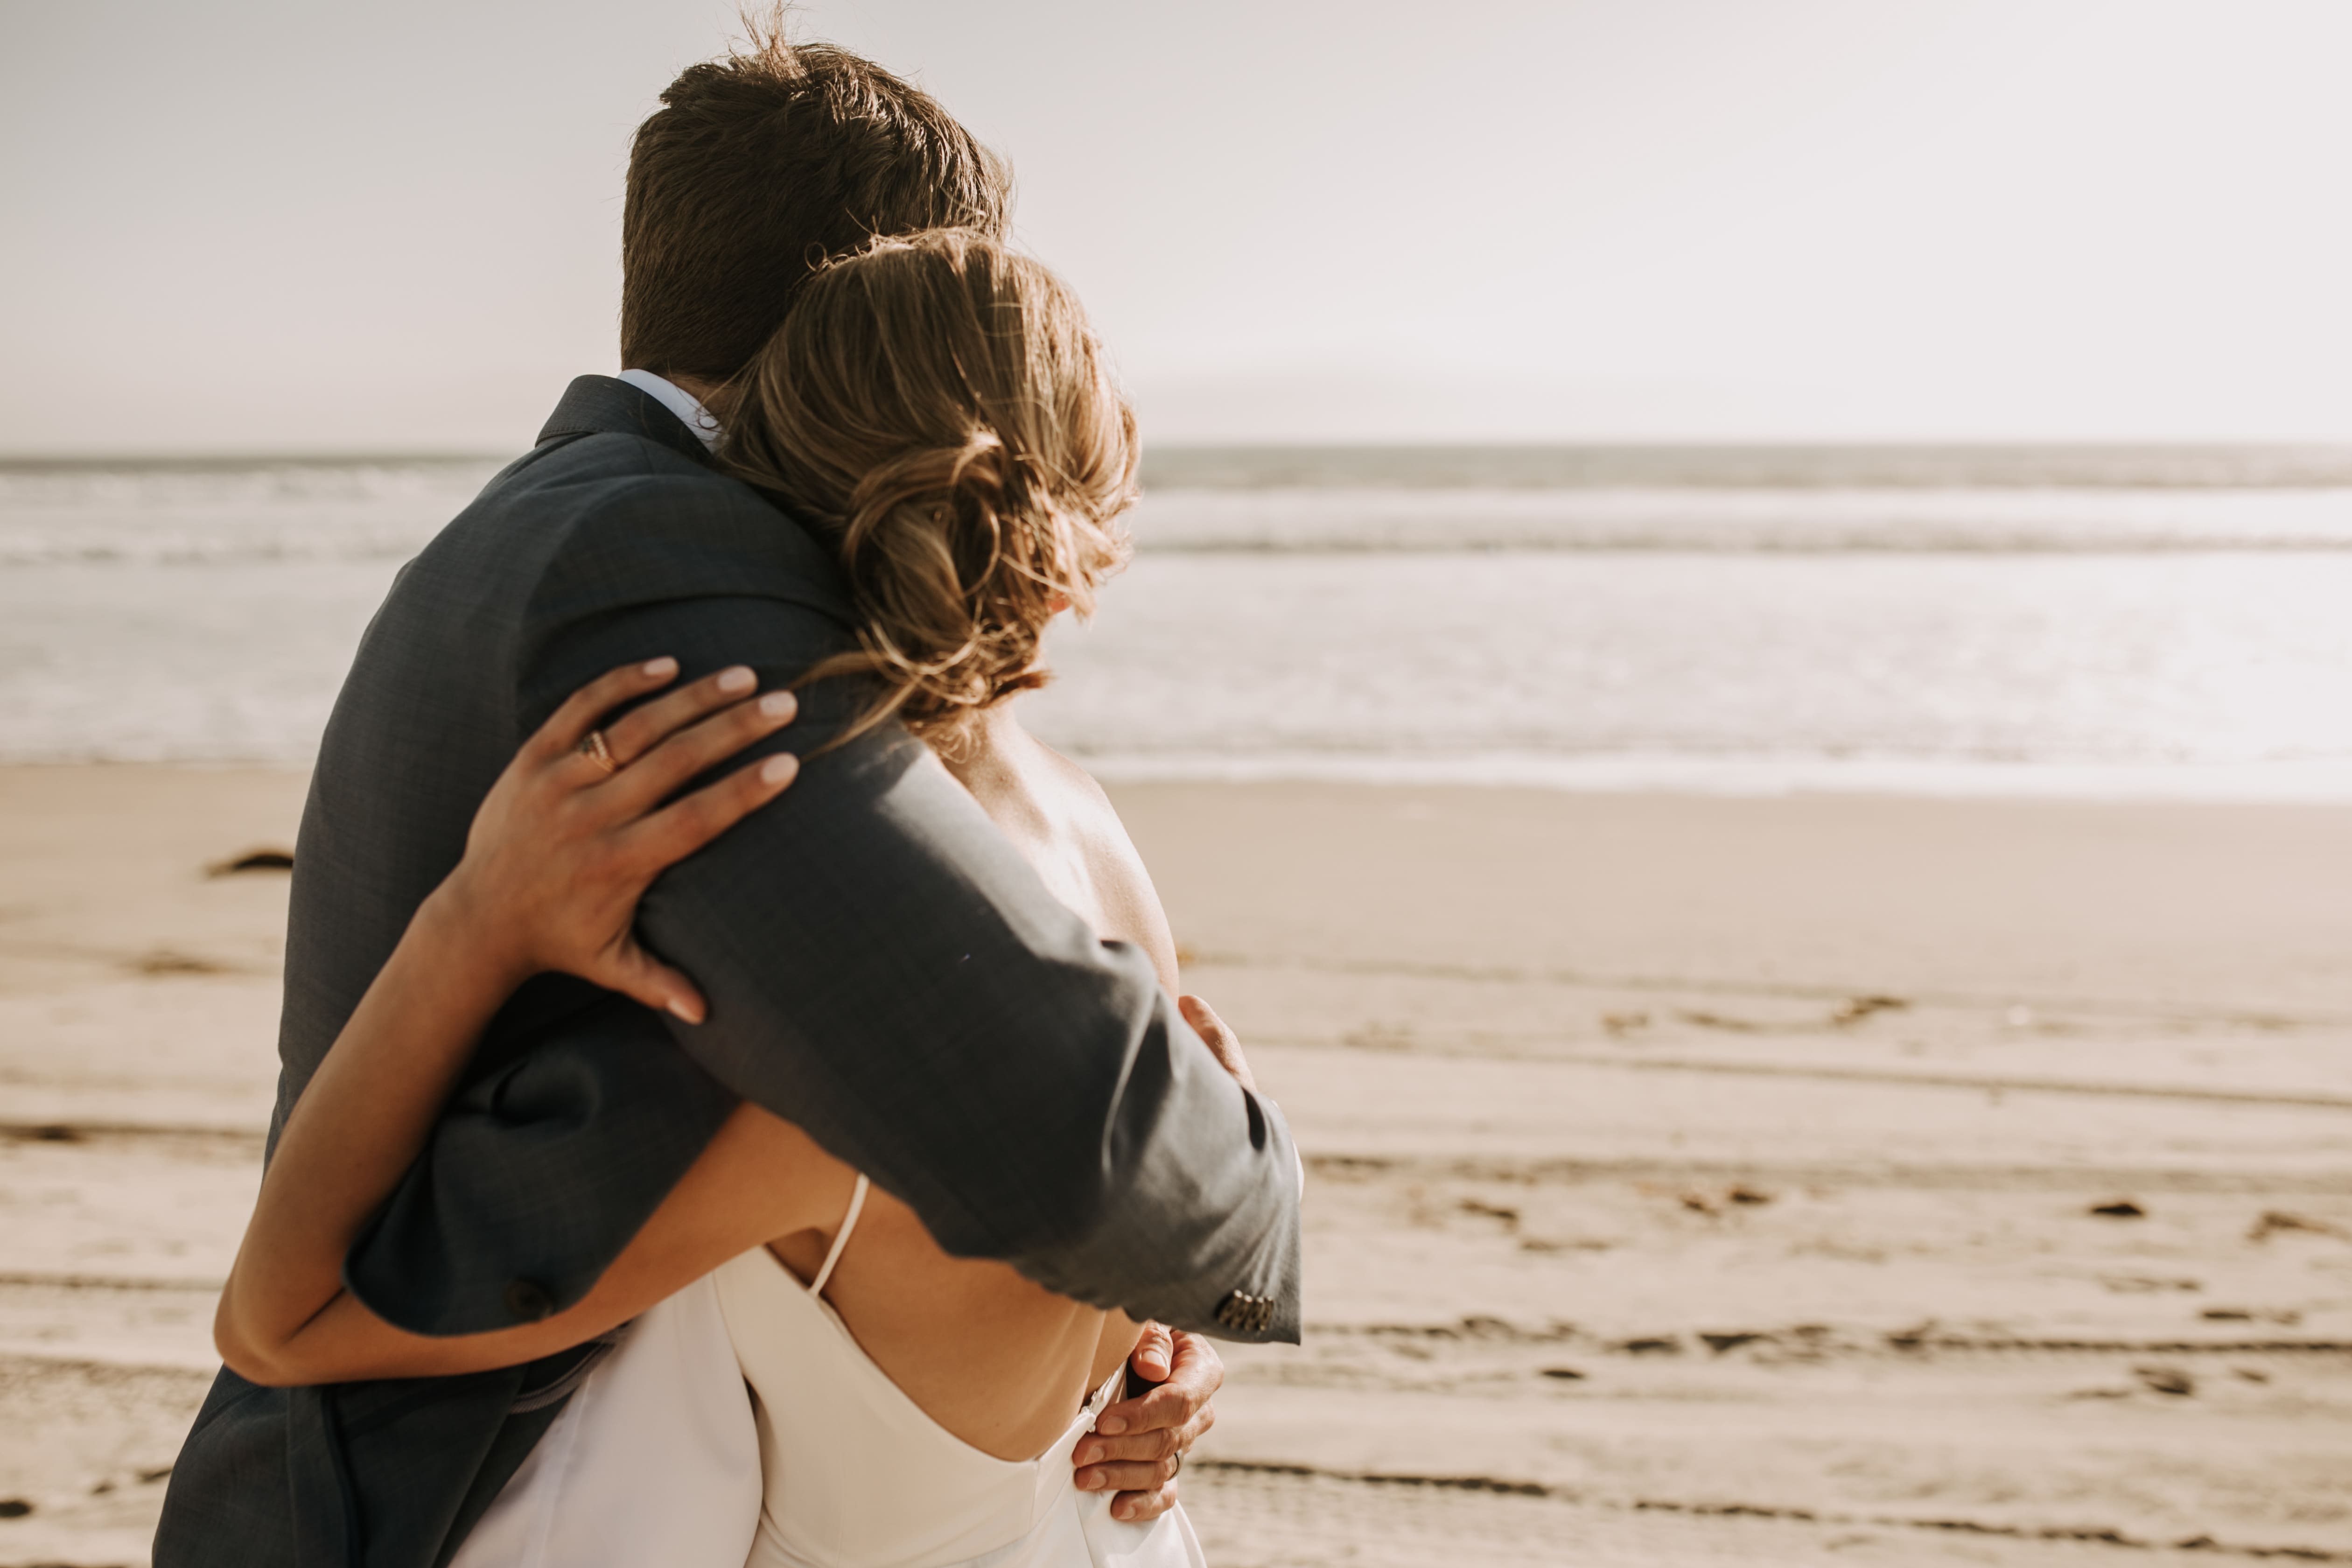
[3,768,2349,1565]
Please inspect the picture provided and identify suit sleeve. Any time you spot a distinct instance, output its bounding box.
[345,476,1302,1342]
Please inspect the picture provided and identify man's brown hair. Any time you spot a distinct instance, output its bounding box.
[621,22,1011,381]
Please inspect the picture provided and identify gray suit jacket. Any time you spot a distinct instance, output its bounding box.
[155,377,1302,1568]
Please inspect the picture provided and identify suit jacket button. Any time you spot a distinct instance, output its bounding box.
[505,1279,555,1322]
[1217,1289,1267,1332]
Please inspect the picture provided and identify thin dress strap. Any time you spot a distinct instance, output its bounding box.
[807,1173,870,1299]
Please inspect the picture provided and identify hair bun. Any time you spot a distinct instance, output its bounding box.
[944,427,1016,524]
[712,229,1139,750]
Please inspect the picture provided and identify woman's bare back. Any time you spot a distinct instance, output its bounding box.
[761,703,1176,1461]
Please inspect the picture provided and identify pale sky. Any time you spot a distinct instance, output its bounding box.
[7,0,2352,454]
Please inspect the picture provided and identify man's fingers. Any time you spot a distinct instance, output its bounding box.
[1075,1452,1184,1495]
[1095,1327,1222,1436]
[597,665,761,770]
[1128,1321,1173,1382]
[1074,1421,1187,1468]
[1164,1328,1225,1393]
[1177,994,1255,1092]
[1106,1480,1179,1524]
[1085,1328,1219,1512]
[609,688,797,814]
[1092,1377,1201,1442]
[625,750,800,869]
[534,658,679,758]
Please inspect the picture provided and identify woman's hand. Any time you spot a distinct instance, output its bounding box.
[217,657,803,1384]
[1177,994,1255,1092]
[424,657,800,1024]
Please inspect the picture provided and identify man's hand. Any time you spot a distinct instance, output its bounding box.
[1073,1325,1223,1522]
[1071,998,1249,1520]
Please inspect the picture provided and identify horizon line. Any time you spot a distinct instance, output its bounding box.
[14,437,2352,472]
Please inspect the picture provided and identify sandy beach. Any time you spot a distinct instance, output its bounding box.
[4,766,2349,1566]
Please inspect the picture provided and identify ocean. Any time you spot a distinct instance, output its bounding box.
[9,445,2352,798]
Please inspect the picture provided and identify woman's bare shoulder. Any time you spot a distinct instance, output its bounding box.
[1026,742,1182,989]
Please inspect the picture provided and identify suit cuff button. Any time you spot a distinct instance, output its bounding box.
[1216,1289,1271,1334]
[505,1279,556,1322]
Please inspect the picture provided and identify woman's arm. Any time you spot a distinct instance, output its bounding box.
[214,658,844,1385]
[226,1098,847,1383]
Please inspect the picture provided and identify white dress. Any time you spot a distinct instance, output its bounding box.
[446,1274,762,1568]
[450,1175,1205,1568]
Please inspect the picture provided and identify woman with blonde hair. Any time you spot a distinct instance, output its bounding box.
[214,231,1253,1567]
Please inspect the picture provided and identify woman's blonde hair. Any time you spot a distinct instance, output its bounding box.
[718,229,1139,750]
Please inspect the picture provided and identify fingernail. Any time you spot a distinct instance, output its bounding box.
[1140,1357,1168,1377]
[1096,1416,1126,1435]
[642,657,679,679]
[1075,1442,1099,1466]
[716,665,756,693]
[1077,1471,1101,1490]
[760,754,798,787]
[758,691,796,720]
[667,998,701,1023]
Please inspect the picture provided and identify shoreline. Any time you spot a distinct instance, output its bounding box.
[1074,749,2352,804]
[3,765,2348,1563]
[23,752,2352,807]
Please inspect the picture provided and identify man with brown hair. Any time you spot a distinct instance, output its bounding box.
[156,30,1299,1568]
[620,38,1011,385]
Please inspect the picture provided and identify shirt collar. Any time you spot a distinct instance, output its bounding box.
[616,368,723,452]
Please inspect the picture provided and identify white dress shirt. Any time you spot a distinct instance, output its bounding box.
[617,368,723,451]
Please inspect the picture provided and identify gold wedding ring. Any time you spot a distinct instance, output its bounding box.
[580,728,620,775]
